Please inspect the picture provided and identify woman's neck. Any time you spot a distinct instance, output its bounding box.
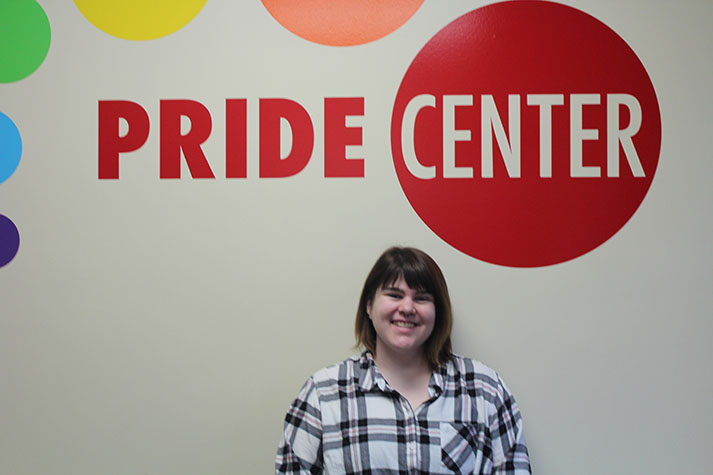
[374,348,429,377]
[373,345,432,408]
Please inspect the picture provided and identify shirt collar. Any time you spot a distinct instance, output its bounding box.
[358,351,447,396]
[357,351,384,392]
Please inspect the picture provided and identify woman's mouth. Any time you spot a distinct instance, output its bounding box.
[392,321,417,328]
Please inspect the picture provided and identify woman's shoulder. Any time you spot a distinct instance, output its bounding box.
[308,353,367,386]
[446,353,510,395]
[448,353,499,377]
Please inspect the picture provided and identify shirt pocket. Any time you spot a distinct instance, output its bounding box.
[440,421,492,475]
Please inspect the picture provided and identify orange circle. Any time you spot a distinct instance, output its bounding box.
[261,0,424,46]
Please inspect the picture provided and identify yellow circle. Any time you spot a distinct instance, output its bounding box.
[74,0,207,41]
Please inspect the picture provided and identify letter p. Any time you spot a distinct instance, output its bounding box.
[98,100,149,179]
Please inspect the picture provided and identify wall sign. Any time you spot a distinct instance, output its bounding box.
[90,1,661,268]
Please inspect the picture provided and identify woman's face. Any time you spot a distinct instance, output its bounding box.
[367,276,436,361]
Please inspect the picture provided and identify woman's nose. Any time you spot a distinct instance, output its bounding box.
[400,298,415,315]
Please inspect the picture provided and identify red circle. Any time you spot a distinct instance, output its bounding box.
[391,1,661,267]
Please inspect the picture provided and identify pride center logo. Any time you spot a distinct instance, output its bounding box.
[2,1,660,269]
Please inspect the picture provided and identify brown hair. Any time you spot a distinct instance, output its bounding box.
[354,246,453,369]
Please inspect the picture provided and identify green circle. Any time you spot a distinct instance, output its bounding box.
[0,0,51,83]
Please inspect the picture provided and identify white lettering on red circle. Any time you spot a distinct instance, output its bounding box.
[391,1,661,267]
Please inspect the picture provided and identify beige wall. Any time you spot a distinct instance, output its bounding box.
[1,1,711,473]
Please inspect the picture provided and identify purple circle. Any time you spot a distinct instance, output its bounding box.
[0,214,20,267]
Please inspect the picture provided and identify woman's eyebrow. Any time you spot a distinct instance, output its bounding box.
[381,286,403,293]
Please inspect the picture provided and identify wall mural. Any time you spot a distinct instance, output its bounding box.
[1,2,708,474]
[3,0,658,269]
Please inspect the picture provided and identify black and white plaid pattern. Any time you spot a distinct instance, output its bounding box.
[276,352,531,474]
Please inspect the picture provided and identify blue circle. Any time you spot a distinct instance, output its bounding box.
[0,215,20,267]
[0,112,23,184]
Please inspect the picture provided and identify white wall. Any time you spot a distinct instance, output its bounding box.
[1,1,711,473]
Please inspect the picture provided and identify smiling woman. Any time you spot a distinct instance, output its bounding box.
[276,247,532,474]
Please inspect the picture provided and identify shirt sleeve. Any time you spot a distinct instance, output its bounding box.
[489,375,531,474]
[275,377,324,474]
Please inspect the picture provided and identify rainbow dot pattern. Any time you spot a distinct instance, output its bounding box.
[0,0,52,267]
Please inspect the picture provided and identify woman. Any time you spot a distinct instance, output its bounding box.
[276,247,531,474]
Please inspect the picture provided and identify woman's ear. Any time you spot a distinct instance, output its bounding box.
[366,300,372,318]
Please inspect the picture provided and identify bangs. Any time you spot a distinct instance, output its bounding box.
[380,256,436,296]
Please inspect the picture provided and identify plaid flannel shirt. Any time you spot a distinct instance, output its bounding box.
[276,352,531,474]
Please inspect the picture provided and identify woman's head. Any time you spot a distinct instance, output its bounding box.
[355,247,453,369]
